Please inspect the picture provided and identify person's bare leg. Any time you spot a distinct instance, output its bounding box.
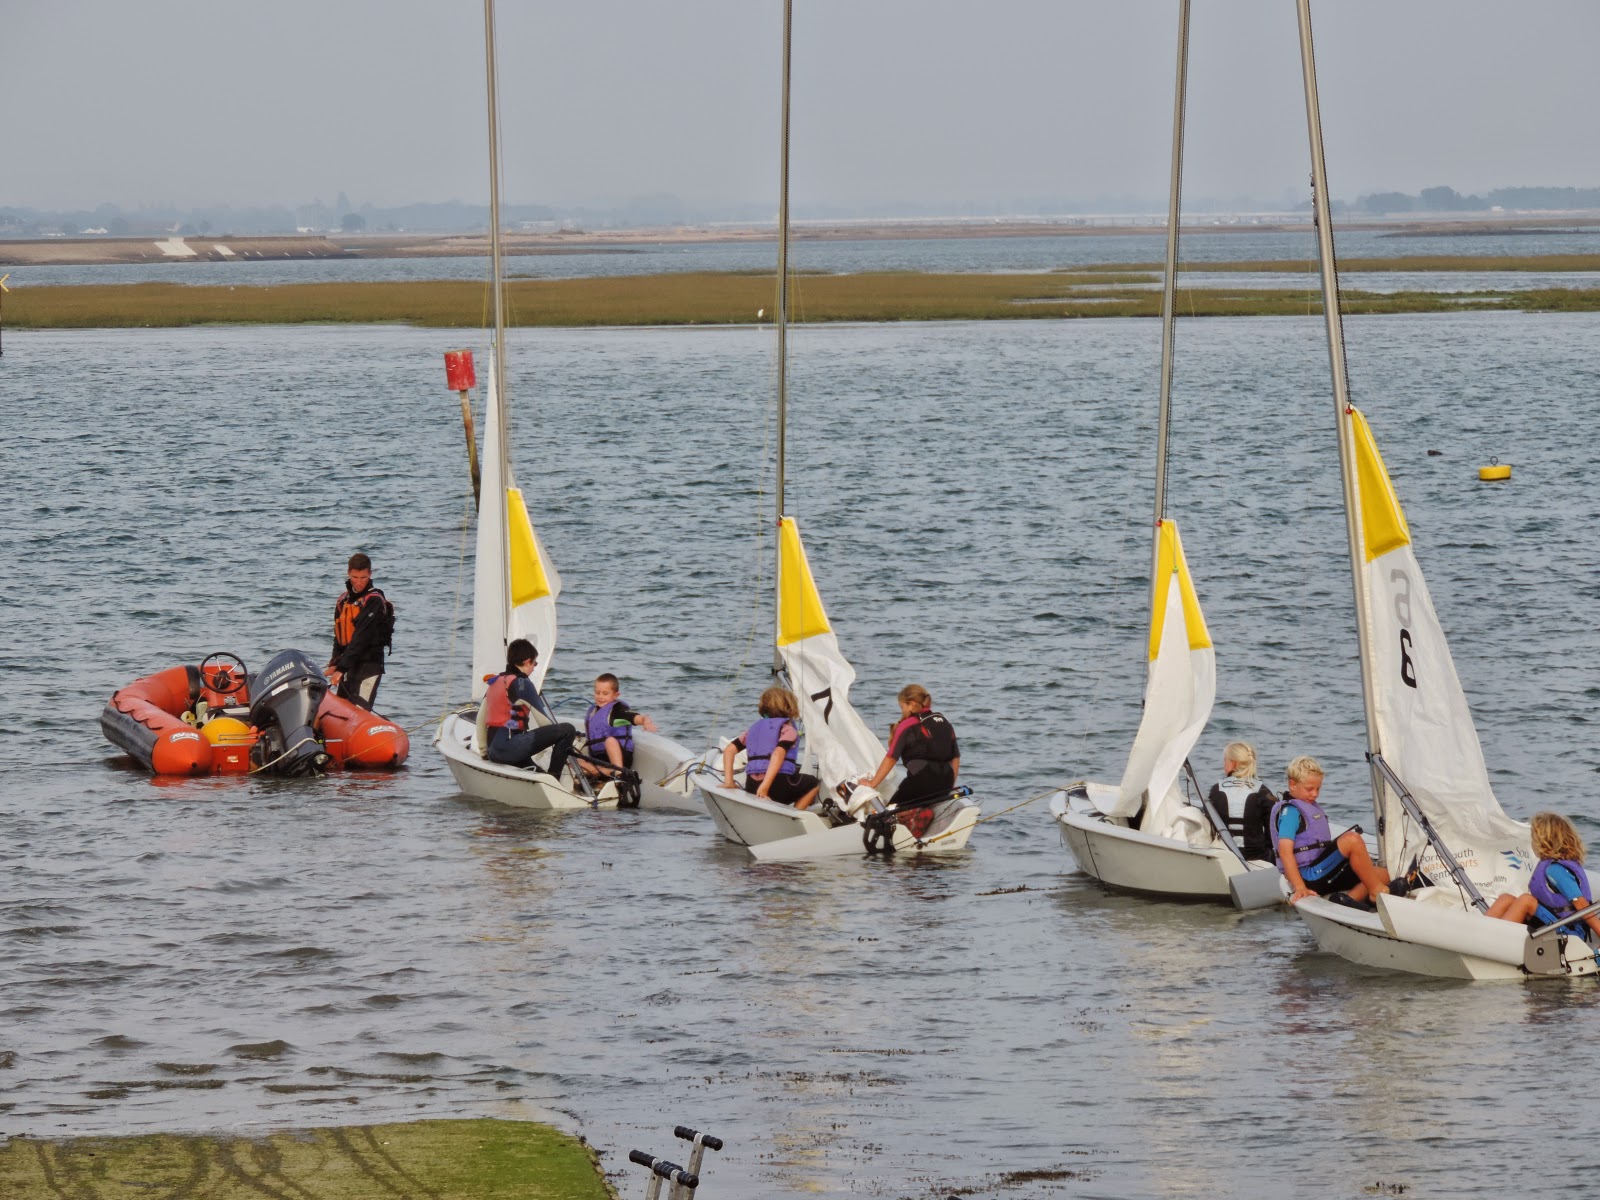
[1335,829,1392,896]
[794,785,819,811]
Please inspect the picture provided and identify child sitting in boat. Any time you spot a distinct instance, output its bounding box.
[578,673,657,782]
[1210,741,1278,859]
[721,686,820,810]
[1485,812,1600,942]
[1274,756,1394,906]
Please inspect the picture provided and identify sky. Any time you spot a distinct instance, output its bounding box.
[4,0,1597,215]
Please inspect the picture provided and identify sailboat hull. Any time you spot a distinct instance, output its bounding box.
[1295,892,1600,981]
[695,779,980,860]
[436,713,701,813]
[1050,786,1270,901]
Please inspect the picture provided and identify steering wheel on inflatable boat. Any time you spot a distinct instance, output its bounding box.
[199,652,249,697]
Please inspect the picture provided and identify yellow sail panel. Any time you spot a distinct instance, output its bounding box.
[506,488,552,606]
[777,517,833,646]
[1147,520,1213,660]
[1350,408,1411,562]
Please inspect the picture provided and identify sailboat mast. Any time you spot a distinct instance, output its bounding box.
[1150,0,1189,609]
[773,0,793,671]
[483,0,512,636]
[1295,0,1385,828]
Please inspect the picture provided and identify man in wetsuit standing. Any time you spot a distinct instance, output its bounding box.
[326,552,391,710]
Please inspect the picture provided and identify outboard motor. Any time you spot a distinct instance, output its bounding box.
[248,649,332,776]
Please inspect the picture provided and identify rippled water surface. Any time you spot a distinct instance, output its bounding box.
[5,312,1600,1196]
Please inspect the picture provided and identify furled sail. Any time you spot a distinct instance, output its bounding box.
[471,368,562,696]
[1099,519,1216,833]
[1349,408,1529,896]
[774,517,886,793]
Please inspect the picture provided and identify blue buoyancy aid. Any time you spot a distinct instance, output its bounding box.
[744,716,798,779]
[585,699,635,756]
[1269,794,1335,870]
[1529,858,1592,922]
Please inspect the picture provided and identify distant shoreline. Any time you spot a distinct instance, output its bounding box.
[4,215,1599,267]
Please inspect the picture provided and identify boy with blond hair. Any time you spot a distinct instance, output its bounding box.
[1272,756,1395,907]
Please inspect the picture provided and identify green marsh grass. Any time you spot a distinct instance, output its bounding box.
[0,1119,611,1200]
[9,267,1600,329]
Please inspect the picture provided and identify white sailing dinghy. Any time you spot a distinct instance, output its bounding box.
[692,0,980,861]
[1049,0,1279,905]
[1287,0,1594,979]
[434,0,698,814]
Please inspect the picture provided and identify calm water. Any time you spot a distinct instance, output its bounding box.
[4,312,1599,1197]
[11,226,1600,288]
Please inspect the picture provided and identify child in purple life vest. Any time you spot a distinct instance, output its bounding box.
[577,673,657,784]
[721,686,820,810]
[1274,756,1394,906]
[1486,812,1600,942]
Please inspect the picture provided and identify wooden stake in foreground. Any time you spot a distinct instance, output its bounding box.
[0,274,10,357]
[444,348,482,509]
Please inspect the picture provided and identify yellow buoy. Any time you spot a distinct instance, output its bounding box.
[1478,460,1512,482]
[201,715,253,746]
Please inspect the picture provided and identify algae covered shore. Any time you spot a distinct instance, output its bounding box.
[0,1119,614,1200]
[7,255,1600,329]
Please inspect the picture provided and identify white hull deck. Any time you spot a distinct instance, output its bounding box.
[1048,784,1271,902]
[694,776,980,861]
[1296,890,1600,981]
[435,711,701,813]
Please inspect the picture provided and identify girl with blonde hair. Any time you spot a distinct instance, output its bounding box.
[1486,813,1600,941]
[1207,740,1278,859]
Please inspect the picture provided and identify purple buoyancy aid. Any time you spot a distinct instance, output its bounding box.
[1269,795,1335,870]
[585,699,634,756]
[744,716,798,779]
[1530,858,1592,920]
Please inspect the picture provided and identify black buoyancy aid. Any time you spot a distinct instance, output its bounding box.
[898,711,957,767]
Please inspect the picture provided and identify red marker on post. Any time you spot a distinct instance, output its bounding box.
[444,349,481,509]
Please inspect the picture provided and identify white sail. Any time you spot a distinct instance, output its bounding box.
[470,367,561,697]
[1349,409,1530,896]
[774,517,886,792]
[1099,520,1216,834]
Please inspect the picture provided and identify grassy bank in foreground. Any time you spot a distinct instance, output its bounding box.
[9,268,1600,329]
[0,1118,612,1200]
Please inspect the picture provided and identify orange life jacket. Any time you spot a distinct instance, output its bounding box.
[334,586,390,650]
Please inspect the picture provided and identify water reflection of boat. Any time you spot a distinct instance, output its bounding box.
[692,0,978,860]
[100,650,409,777]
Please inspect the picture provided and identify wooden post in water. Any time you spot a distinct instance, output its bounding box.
[0,274,9,357]
[443,348,482,509]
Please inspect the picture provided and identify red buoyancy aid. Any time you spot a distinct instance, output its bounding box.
[482,673,528,733]
[334,586,393,652]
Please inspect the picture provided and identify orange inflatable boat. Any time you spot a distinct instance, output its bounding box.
[101,650,409,777]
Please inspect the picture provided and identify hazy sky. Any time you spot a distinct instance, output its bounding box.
[4,0,1596,213]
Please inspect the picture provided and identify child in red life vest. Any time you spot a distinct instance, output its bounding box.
[578,673,657,782]
[1274,756,1394,906]
[721,686,820,810]
[1486,812,1600,942]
